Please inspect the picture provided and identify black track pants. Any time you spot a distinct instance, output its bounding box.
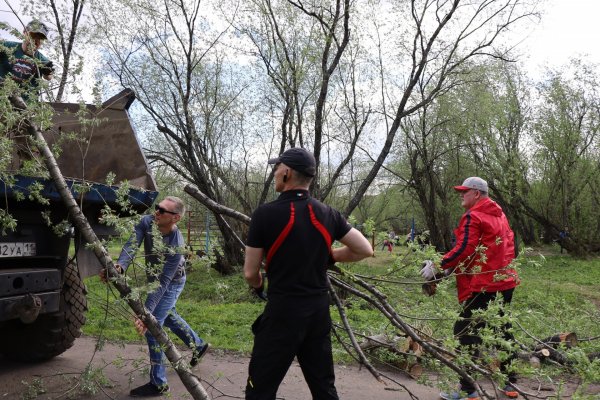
[245,305,339,400]
[454,288,517,393]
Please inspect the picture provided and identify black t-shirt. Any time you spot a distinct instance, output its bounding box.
[247,190,351,301]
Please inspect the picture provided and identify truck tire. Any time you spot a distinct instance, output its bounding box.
[0,261,88,361]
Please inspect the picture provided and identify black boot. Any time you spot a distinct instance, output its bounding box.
[129,382,169,397]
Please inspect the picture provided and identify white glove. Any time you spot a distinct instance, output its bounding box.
[420,260,436,280]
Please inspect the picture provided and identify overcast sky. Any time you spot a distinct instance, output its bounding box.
[515,0,600,74]
[2,0,599,77]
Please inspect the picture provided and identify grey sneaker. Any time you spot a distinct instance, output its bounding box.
[439,390,479,400]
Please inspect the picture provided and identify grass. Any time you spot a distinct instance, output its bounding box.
[84,263,263,349]
[83,246,600,350]
[82,244,600,392]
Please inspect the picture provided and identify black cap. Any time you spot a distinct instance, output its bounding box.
[25,20,49,39]
[268,147,316,177]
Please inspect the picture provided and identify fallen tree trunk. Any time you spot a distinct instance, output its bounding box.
[532,332,578,366]
[536,332,578,349]
[517,332,578,368]
[12,96,211,400]
[359,334,425,379]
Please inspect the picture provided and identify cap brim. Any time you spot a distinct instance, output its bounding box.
[453,186,471,192]
[267,157,280,165]
[29,30,48,39]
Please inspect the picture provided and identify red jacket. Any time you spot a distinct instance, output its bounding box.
[441,197,519,303]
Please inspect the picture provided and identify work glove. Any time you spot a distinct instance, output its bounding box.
[39,60,54,76]
[419,260,437,280]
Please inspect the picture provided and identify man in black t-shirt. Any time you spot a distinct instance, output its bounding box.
[244,147,373,400]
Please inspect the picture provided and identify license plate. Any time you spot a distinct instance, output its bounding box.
[0,242,37,257]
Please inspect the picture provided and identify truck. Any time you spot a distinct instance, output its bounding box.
[0,89,158,361]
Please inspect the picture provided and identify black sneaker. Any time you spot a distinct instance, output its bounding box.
[190,342,209,367]
[129,382,169,397]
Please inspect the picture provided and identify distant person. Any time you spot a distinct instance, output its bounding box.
[388,230,399,247]
[100,196,208,397]
[1,20,54,96]
[558,227,569,254]
[244,147,373,399]
[381,238,393,254]
[420,177,520,400]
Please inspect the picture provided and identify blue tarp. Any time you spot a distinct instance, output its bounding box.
[1,175,158,214]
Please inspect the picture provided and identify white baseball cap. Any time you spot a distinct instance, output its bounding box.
[454,177,488,192]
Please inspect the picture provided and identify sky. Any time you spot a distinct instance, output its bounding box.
[2,0,600,85]
[514,0,600,74]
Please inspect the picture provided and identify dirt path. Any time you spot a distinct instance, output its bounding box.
[0,336,440,399]
[2,336,597,399]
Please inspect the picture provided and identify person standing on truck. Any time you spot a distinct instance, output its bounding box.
[420,177,520,400]
[100,196,208,397]
[243,147,374,400]
[2,19,55,170]
[1,19,54,96]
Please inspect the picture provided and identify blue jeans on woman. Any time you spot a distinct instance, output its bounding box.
[145,277,205,387]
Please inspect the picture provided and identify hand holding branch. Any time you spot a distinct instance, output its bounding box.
[99,263,123,284]
[134,318,147,335]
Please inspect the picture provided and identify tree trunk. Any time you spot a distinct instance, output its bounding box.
[12,97,211,400]
[212,213,244,274]
[184,185,246,274]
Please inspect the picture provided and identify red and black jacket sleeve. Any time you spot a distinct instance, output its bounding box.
[441,210,481,271]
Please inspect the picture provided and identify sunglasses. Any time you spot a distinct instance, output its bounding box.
[155,204,178,215]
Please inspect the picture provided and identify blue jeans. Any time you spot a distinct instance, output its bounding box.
[145,277,205,387]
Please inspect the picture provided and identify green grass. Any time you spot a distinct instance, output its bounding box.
[84,264,264,349]
[82,246,600,390]
[83,248,600,351]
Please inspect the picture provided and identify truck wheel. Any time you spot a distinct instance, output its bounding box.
[0,261,88,361]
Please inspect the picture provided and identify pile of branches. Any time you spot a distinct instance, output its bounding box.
[185,184,600,400]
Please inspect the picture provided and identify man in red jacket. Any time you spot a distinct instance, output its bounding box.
[421,177,520,400]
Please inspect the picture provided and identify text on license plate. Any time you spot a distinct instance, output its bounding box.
[0,242,37,257]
